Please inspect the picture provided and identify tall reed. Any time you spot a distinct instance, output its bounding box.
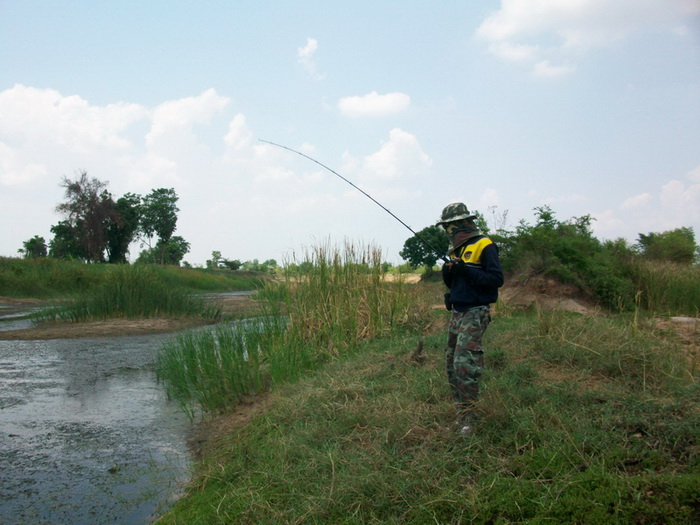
[0,256,260,299]
[157,317,286,416]
[626,260,700,316]
[156,242,428,414]
[37,265,221,322]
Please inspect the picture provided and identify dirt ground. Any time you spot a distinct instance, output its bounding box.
[0,294,255,340]
[498,275,600,315]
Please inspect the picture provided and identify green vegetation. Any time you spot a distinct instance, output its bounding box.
[156,244,425,416]
[0,256,261,299]
[34,265,223,323]
[628,260,700,316]
[22,171,188,264]
[400,206,698,314]
[156,281,699,524]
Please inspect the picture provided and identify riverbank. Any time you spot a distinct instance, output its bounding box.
[156,305,700,524]
[0,293,258,340]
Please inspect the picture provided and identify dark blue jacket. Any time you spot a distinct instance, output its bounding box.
[442,235,504,311]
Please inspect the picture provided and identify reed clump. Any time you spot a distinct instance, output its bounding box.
[156,242,429,415]
[0,256,259,299]
[36,265,222,322]
[157,317,286,416]
[626,260,700,316]
[265,242,425,356]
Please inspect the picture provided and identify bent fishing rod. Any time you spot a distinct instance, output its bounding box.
[260,139,449,263]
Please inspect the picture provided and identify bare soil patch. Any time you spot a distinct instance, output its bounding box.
[187,394,272,460]
[499,276,599,315]
[0,317,210,340]
[0,294,257,340]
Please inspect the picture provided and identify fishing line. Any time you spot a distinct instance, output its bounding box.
[260,139,448,262]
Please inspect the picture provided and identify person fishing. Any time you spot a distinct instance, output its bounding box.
[437,203,504,434]
[261,142,503,435]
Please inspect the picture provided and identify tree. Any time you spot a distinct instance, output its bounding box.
[399,225,449,270]
[206,251,223,269]
[636,227,697,265]
[54,171,118,262]
[105,193,142,263]
[19,235,47,258]
[137,236,190,266]
[49,220,86,260]
[140,188,179,246]
[221,259,242,270]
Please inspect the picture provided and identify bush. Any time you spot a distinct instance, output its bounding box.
[499,207,636,309]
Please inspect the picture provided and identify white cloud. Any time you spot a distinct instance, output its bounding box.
[0,84,146,155]
[532,60,575,78]
[297,37,325,80]
[223,113,253,151]
[338,91,411,118]
[147,88,229,151]
[476,0,700,75]
[688,164,700,183]
[478,188,501,210]
[358,128,432,180]
[620,192,652,210]
[0,141,47,186]
[488,42,540,62]
[592,165,700,240]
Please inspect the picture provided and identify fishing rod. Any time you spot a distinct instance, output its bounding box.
[260,139,449,263]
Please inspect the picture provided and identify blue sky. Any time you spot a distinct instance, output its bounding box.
[1,1,699,265]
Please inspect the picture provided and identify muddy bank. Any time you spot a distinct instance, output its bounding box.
[0,317,210,340]
[0,293,256,340]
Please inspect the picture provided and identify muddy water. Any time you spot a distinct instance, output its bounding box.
[0,332,192,525]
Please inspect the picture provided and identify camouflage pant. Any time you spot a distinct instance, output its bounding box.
[445,306,491,407]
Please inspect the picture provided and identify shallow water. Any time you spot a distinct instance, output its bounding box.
[0,332,193,525]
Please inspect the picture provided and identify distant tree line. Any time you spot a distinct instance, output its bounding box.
[18,171,189,265]
[203,251,278,273]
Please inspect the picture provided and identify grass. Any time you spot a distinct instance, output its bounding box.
[627,260,700,316]
[36,265,223,322]
[0,256,265,323]
[0,256,261,299]
[156,243,426,416]
[157,318,286,417]
[155,276,699,524]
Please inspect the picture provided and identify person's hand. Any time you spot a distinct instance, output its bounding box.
[441,261,454,278]
[449,260,471,276]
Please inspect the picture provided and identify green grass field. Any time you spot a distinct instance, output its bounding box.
[154,252,699,524]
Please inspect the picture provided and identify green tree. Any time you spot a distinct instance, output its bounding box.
[140,188,179,246]
[137,236,190,266]
[138,188,182,264]
[49,220,85,259]
[105,192,142,263]
[636,227,697,265]
[221,259,243,270]
[19,235,48,258]
[54,171,118,262]
[399,225,449,271]
[207,250,223,269]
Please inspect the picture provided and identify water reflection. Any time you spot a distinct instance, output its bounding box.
[0,334,192,525]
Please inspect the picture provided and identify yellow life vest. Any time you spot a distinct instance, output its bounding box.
[450,237,493,265]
